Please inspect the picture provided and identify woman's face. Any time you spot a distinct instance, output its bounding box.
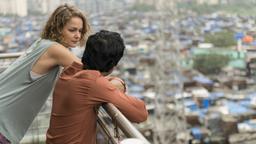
[61,16,83,48]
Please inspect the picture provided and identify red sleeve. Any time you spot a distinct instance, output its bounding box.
[92,77,148,123]
[61,61,83,77]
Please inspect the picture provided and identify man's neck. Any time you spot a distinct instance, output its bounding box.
[83,65,109,76]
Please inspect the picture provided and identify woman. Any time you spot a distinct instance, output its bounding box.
[0,4,90,144]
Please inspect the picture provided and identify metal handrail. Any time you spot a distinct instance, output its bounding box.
[0,52,24,59]
[102,104,150,144]
[0,52,151,144]
[97,108,119,144]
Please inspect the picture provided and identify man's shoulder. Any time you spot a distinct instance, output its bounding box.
[60,62,83,77]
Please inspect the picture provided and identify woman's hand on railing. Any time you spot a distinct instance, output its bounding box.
[108,76,126,93]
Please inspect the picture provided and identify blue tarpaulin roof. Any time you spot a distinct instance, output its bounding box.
[224,101,255,115]
[191,127,202,140]
[193,75,214,85]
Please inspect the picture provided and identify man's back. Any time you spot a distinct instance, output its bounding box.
[46,62,148,144]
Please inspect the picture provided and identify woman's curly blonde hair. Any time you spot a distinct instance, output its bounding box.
[41,4,90,46]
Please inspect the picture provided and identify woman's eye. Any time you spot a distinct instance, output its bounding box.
[69,29,76,32]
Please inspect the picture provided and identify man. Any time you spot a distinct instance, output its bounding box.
[46,30,148,144]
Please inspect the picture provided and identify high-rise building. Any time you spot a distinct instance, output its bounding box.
[60,0,75,5]
[28,0,61,14]
[0,0,28,16]
[197,0,219,5]
[75,0,125,14]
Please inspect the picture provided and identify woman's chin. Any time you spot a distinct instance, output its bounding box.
[67,45,77,48]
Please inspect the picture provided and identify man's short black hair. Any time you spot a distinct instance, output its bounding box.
[82,30,125,72]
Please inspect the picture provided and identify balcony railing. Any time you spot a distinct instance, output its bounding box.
[98,104,150,144]
[0,53,150,144]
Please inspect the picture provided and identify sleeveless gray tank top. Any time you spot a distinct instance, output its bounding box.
[0,39,60,144]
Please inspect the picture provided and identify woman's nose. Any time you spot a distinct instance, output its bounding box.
[75,31,81,39]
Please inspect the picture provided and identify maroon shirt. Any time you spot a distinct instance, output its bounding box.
[46,62,148,144]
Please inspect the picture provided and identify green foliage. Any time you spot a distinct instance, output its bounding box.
[177,2,256,16]
[27,11,45,16]
[193,53,230,74]
[177,3,218,14]
[130,3,155,12]
[205,31,236,48]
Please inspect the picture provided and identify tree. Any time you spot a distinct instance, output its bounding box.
[130,2,155,12]
[205,31,236,48]
[193,53,230,74]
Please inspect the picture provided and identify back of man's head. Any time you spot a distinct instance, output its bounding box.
[82,30,125,72]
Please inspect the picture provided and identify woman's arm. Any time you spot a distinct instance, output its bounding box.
[48,44,82,68]
[32,44,82,74]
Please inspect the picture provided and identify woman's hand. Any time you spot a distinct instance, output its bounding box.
[108,76,126,93]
